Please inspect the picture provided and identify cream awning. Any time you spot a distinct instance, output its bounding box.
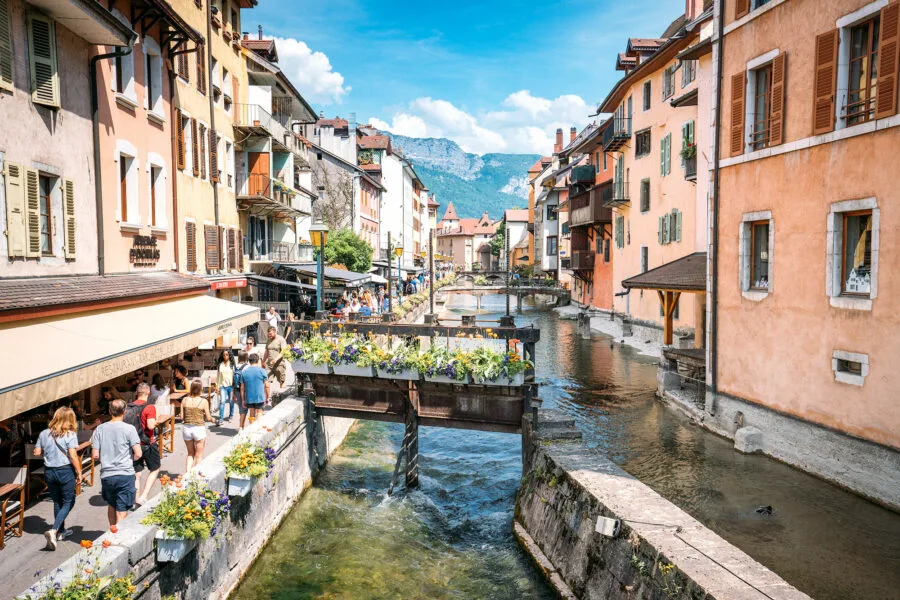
[0,295,258,421]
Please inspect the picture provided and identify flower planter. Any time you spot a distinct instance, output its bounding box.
[155,531,199,562]
[227,475,256,497]
[332,364,376,377]
[472,372,525,387]
[290,359,332,374]
[424,373,470,385]
[376,367,420,381]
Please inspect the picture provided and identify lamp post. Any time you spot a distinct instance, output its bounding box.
[309,220,329,318]
[395,243,404,303]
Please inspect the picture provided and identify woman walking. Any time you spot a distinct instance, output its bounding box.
[181,380,214,472]
[215,350,235,425]
[33,407,82,550]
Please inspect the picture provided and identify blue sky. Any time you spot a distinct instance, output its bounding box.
[251,0,685,154]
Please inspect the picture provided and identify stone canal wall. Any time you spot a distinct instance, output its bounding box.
[515,410,811,600]
[19,397,354,600]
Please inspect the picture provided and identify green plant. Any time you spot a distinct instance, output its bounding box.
[410,345,469,381]
[223,441,276,479]
[141,476,229,540]
[680,141,696,160]
[282,334,337,365]
[23,556,135,600]
[474,275,488,285]
[466,346,531,383]
[334,334,381,367]
[631,554,650,577]
[323,228,374,273]
[375,341,418,374]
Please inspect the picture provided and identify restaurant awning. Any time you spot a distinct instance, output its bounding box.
[246,273,316,291]
[277,263,372,288]
[0,295,258,421]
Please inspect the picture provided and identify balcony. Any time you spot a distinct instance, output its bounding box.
[569,183,613,227]
[272,241,313,263]
[570,251,595,271]
[236,170,311,219]
[602,116,632,152]
[684,155,697,181]
[570,165,595,185]
[604,179,630,208]
[560,258,571,270]
[234,103,308,160]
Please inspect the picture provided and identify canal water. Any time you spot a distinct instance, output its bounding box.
[233,295,900,600]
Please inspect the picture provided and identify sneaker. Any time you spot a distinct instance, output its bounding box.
[57,528,74,541]
[44,530,57,551]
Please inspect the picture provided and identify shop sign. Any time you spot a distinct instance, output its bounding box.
[211,278,247,290]
[129,235,161,267]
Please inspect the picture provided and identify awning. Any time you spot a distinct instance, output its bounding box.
[247,273,316,291]
[0,296,258,421]
[368,273,388,285]
[670,88,699,108]
[622,252,707,291]
[278,263,372,287]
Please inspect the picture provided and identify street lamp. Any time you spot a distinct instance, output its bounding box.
[309,220,329,316]
[394,244,404,301]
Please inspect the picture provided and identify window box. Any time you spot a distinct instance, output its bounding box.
[332,364,376,377]
[471,372,524,387]
[289,359,331,374]
[376,367,420,381]
[155,531,199,563]
[227,475,255,497]
[424,372,470,385]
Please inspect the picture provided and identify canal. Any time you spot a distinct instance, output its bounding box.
[233,296,900,600]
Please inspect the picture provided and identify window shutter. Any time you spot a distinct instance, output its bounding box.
[175,110,185,170]
[210,130,219,182]
[218,224,225,269]
[186,221,197,271]
[658,216,664,244]
[812,30,839,135]
[24,167,40,257]
[876,3,900,119]
[769,53,787,145]
[735,0,750,19]
[4,162,25,257]
[730,72,746,156]
[196,45,206,94]
[237,231,244,271]
[199,124,207,180]
[0,0,13,92]
[204,224,219,271]
[63,178,75,258]
[665,134,671,175]
[28,14,59,107]
[660,137,666,175]
[228,228,236,270]
[675,210,682,242]
[191,118,200,176]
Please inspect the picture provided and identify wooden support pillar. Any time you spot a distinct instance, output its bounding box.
[405,405,419,489]
[516,293,522,312]
[657,290,681,346]
[694,292,705,349]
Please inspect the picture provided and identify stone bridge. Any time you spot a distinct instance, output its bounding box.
[438,280,571,310]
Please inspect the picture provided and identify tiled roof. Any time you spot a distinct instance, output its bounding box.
[243,38,278,61]
[428,198,440,208]
[505,209,529,222]
[317,117,349,129]
[441,202,459,221]
[437,217,497,237]
[528,156,552,172]
[622,252,707,291]
[0,272,211,315]
[360,163,382,172]
[358,135,391,149]
[628,38,666,51]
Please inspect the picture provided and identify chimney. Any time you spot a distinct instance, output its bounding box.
[685,0,700,21]
[242,32,249,40]
[554,128,563,153]
[570,126,577,143]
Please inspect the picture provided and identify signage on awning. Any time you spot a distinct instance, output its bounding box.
[211,278,247,290]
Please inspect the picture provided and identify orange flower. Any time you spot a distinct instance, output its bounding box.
[80,540,93,549]
[110,525,118,534]
[102,539,112,548]
[84,568,93,575]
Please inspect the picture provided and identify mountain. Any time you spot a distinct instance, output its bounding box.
[388,134,539,220]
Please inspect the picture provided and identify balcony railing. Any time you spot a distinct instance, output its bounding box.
[569,183,613,227]
[602,116,632,152]
[570,251,595,271]
[236,170,311,215]
[604,179,630,208]
[272,241,314,262]
[570,165,595,185]
[234,103,308,159]
[684,155,697,181]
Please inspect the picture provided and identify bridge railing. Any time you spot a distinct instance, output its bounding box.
[289,319,540,343]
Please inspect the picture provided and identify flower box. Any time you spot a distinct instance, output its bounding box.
[424,373,470,385]
[376,367,420,381]
[227,475,256,497]
[472,372,525,387]
[155,531,199,562]
[332,364,376,377]
[290,359,332,374]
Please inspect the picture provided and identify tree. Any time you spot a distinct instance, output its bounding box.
[312,162,354,231]
[324,228,373,274]
[490,221,506,258]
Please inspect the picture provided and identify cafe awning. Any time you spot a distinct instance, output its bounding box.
[0,295,258,421]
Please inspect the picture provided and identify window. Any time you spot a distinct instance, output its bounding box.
[846,16,880,125]
[117,151,139,224]
[198,122,208,180]
[660,297,680,319]
[196,45,207,95]
[38,174,53,254]
[546,204,558,221]
[594,151,600,174]
[230,8,239,34]
[750,221,770,289]
[751,64,772,150]
[681,120,695,169]
[659,133,671,176]
[177,52,189,82]
[681,59,696,86]
[642,80,651,110]
[640,246,648,273]
[112,46,135,101]
[602,151,607,170]
[662,65,675,100]
[635,129,651,157]
[181,114,193,173]
[740,211,773,298]
[546,236,558,256]
[734,52,785,155]
[736,0,773,19]
[640,179,650,212]
[841,211,873,295]
[145,45,163,115]
[0,0,13,92]
[603,238,610,262]
[225,139,234,188]
[148,162,167,229]
[27,13,59,107]
[832,350,869,386]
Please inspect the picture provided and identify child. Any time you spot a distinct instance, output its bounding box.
[208,382,220,426]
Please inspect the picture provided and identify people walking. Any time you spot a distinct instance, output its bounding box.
[216,350,235,425]
[262,326,287,390]
[92,400,142,528]
[124,383,160,505]
[232,351,250,430]
[241,354,269,423]
[33,407,82,550]
[181,380,214,472]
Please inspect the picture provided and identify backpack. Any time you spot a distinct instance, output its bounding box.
[233,364,246,391]
[124,402,151,445]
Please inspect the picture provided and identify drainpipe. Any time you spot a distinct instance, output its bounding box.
[90,40,135,276]
[168,68,180,271]
[205,3,220,271]
[709,1,726,414]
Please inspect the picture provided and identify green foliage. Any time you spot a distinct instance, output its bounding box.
[490,221,506,257]
[24,572,135,600]
[473,275,489,286]
[282,334,337,366]
[323,228,373,273]
[141,477,229,540]
[224,442,274,479]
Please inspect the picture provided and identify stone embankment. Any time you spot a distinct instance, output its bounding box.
[515,410,812,600]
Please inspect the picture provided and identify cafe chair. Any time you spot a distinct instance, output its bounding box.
[0,467,26,549]
[23,444,47,502]
[75,431,94,493]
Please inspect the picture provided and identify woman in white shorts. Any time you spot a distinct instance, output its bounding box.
[181,380,214,472]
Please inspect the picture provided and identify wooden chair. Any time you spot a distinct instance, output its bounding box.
[23,444,46,502]
[0,467,26,549]
[75,431,94,494]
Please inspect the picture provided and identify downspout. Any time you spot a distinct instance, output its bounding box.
[205,2,220,271]
[709,1,726,414]
[168,68,180,271]
[91,40,135,276]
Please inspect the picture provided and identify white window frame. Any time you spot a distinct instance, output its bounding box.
[182,110,193,177]
[115,139,140,229]
[146,152,167,231]
[110,10,136,104]
[742,49,780,154]
[739,210,774,301]
[225,138,235,189]
[825,197,879,311]
[197,119,209,181]
[834,0,889,131]
[832,349,869,386]
[143,36,164,119]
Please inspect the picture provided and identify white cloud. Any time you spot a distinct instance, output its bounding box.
[368,90,592,155]
[273,37,350,105]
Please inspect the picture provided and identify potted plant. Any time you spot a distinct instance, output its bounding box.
[223,441,276,497]
[142,475,229,562]
[281,330,334,374]
[375,342,420,381]
[331,334,379,376]
[414,345,470,384]
[468,345,531,386]
[680,141,697,160]
[21,552,136,600]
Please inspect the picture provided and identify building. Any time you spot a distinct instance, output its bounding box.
[436,205,496,270]
[706,0,900,509]
[525,156,551,267]
[506,209,530,267]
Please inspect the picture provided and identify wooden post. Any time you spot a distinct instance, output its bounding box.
[405,406,419,489]
[694,292,705,349]
[658,290,681,346]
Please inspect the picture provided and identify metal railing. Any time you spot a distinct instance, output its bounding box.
[272,241,314,262]
[684,155,697,180]
[234,103,308,159]
[605,178,630,207]
[236,170,310,213]
[602,116,632,151]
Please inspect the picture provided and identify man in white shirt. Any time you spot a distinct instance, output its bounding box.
[267,307,280,329]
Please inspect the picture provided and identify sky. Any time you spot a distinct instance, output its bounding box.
[250,0,686,155]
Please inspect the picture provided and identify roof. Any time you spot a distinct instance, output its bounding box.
[622,252,707,291]
[616,53,637,71]
[243,38,278,62]
[627,38,666,52]
[428,197,440,208]
[528,156,552,172]
[317,117,349,129]
[504,209,529,222]
[437,217,497,237]
[441,202,459,221]
[246,273,316,291]
[358,135,391,150]
[277,264,373,287]
[28,0,136,46]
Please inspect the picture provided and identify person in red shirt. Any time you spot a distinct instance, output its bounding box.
[124,383,160,505]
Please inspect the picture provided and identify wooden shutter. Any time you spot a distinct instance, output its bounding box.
[199,123,207,180]
[196,45,206,95]
[660,137,666,175]
[186,221,197,271]
[876,3,900,119]
[665,134,671,175]
[4,162,25,257]
[735,0,750,19]
[768,53,787,146]
[237,232,244,271]
[232,73,239,105]
[28,14,58,107]
[63,178,75,258]
[24,167,40,257]
[191,118,200,176]
[218,225,226,269]
[228,228,236,270]
[210,129,219,182]
[175,110,185,170]
[204,224,219,271]
[0,0,12,92]
[730,72,746,156]
[177,52,189,81]
[812,30,839,135]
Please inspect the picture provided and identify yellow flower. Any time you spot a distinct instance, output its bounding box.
[185,514,193,521]
[485,328,493,333]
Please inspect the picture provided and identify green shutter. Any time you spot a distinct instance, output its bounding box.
[658,216,664,244]
[0,0,12,92]
[660,137,666,176]
[27,14,59,107]
[675,209,682,242]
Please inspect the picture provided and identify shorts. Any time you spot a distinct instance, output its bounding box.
[134,442,161,472]
[182,424,208,441]
[246,402,264,410]
[101,474,136,512]
[268,363,286,384]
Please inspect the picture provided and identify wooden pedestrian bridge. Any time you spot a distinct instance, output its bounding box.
[288,318,540,492]
[439,273,571,309]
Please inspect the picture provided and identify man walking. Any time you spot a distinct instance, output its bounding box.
[241,354,269,422]
[125,383,160,505]
[232,351,250,429]
[262,326,288,390]
[92,400,142,527]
